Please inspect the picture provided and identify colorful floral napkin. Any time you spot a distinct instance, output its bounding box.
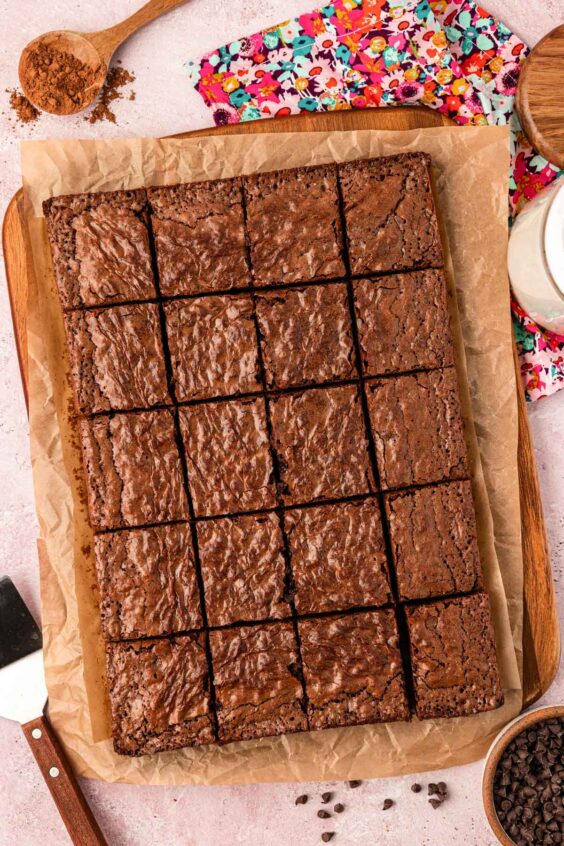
[187,0,563,401]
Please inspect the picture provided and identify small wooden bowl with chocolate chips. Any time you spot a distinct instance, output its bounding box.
[482,705,564,846]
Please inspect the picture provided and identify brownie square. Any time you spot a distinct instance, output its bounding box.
[210,622,307,743]
[148,179,250,296]
[385,481,482,601]
[80,409,188,531]
[65,303,170,414]
[353,270,454,376]
[43,189,156,310]
[106,634,214,755]
[164,294,261,402]
[299,610,410,730]
[179,398,276,516]
[339,153,443,275]
[270,385,375,505]
[285,499,392,615]
[366,368,468,489]
[405,593,504,720]
[198,513,290,626]
[94,523,202,640]
[245,165,345,285]
[255,284,356,389]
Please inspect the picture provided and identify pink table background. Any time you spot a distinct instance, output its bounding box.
[0,1,563,843]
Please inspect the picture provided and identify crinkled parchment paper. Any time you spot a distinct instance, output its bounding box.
[20,125,522,784]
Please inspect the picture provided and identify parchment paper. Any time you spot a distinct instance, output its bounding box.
[20,125,523,784]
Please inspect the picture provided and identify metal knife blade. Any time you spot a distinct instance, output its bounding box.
[0,576,47,724]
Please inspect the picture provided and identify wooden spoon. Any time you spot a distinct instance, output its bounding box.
[18,0,188,116]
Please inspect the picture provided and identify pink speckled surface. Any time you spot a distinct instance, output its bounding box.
[0,1,563,843]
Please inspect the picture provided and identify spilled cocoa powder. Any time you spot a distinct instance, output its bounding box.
[6,89,39,124]
[87,65,136,125]
[19,40,102,114]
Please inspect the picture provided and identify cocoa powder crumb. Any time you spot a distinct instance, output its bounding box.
[19,41,101,114]
[7,88,39,124]
[87,66,135,125]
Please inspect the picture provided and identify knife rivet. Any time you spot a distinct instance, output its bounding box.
[31,729,42,739]
[49,767,60,778]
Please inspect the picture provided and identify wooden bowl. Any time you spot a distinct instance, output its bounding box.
[482,704,564,844]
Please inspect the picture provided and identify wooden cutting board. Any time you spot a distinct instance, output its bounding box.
[2,105,559,709]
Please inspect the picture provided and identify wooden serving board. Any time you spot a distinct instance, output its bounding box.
[2,106,559,709]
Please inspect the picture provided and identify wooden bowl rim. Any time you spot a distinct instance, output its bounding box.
[482,704,564,845]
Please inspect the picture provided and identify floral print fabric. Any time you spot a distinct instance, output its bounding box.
[187,0,563,401]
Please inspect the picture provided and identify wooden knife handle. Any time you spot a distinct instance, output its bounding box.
[22,715,107,846]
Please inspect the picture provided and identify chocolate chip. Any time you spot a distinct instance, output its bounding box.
[321,834,335,843]
[382,799,394,810]
[410,783,422,793]
[295,794,308,805]
[429,798,443,809]
[334,804,344,814]
[318,810,331,819]
[321,792,333,804]
[437,782,447,795]
[428,783,439,796]
[347,780,362,788]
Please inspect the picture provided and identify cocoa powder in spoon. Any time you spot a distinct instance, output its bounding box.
[19,41,101,114]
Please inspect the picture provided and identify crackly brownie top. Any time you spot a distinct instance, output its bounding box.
[179,398,276,516]
[148,179,250,295]
[245,165,345,285]
[339,153,443,275]
[164,294,261,402]
[270,385,375,505]
[210,622,307,743]
[285,499,391,615]
[353,270,454,376]
[80,409,188,531]
[43,188,156,310]
[406,594,503,720]
[366,368,468,489]
[94,523,202,640]
[106,635,214,755]
[65,303,170,414]
[298,610,409,729]
[255,283,356,389]
[385,481,482,602]
[197,513,290,627]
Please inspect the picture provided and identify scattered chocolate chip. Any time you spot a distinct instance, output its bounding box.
[437,782,448,795]
[321,834,335,843]
[382,799,394,810]
[429,798,443,810]
[318,810,331,819]
[410,783,422,793]
[321,792,333,804]
[295,794,308,805]
[428,783,439,796]
[334,804,345,814]
[348,780,362,789]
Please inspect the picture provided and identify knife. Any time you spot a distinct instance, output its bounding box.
[0,576,107,845]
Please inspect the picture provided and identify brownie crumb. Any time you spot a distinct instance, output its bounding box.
[87,65,135,124]
[295,794,308,806]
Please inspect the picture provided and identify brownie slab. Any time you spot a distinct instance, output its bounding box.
[406,593,503,720]
[255,283,356,389]
[65,303,170,414]
[385,481,482,601]
[164,294,261,402]
[353,270,454,376]
[44,189,156,310]
[270,385,375,505]
[197,513,290,626]
[106,635,214,755]
[94,523,202,640]
[148,179,250,296]
[366,368,468,489]
[285,499,391,615]
[339,153,443,275]
[179,398,276,516]
[210,622,307,743]
[80,409,188,531]
[245,165,345,285]
[299,610,410,730]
